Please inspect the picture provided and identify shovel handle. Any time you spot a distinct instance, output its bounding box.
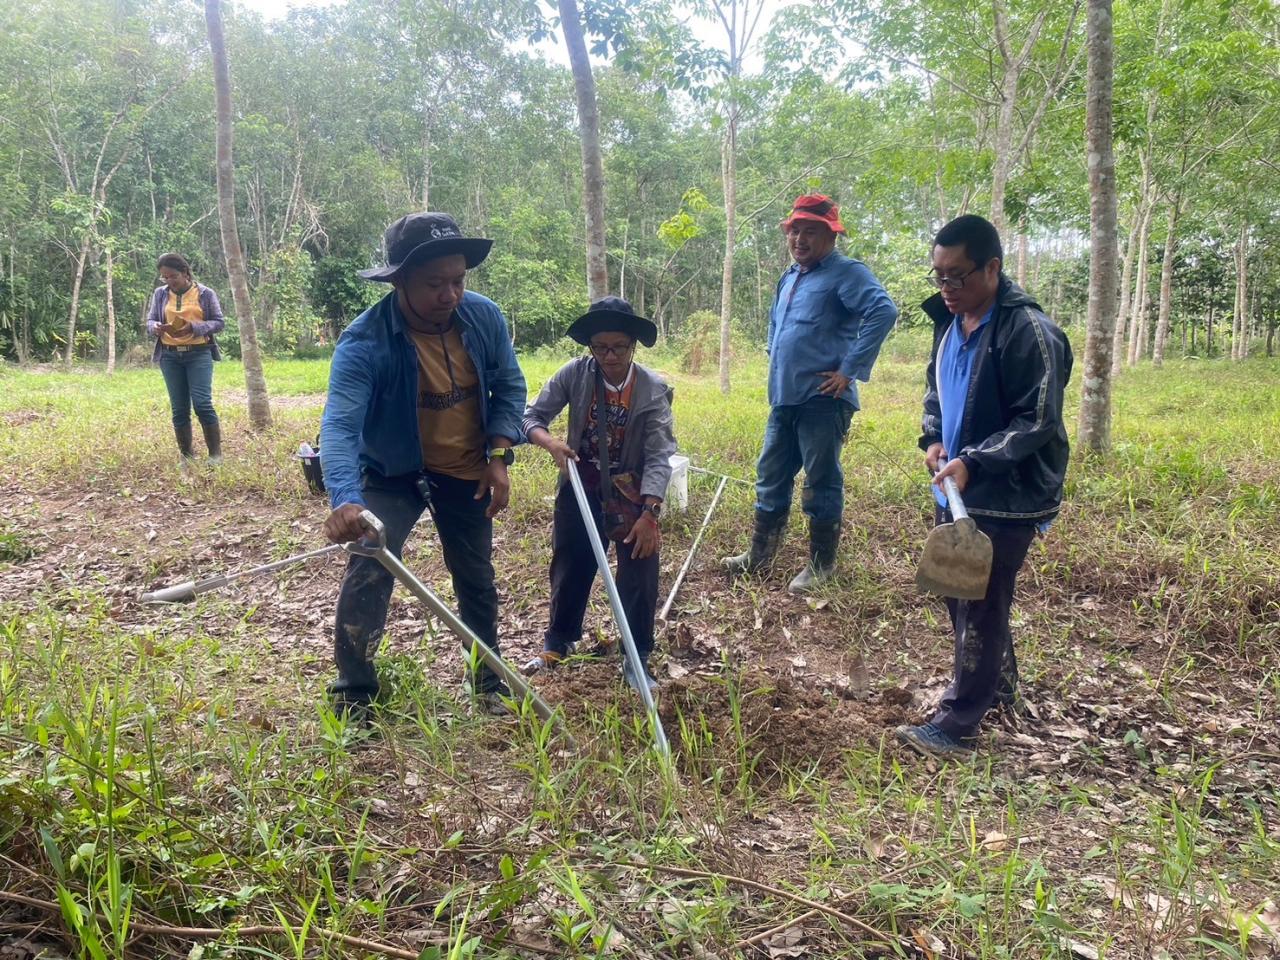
[934,458,971,523]
[941,475,970,522]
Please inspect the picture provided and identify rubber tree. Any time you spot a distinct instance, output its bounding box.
[205,0,271,429]
[1077,0,1118,450]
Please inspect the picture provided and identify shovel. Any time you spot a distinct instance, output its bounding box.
[915,469,992,600]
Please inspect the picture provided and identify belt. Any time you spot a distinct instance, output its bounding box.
[161,343,210,352]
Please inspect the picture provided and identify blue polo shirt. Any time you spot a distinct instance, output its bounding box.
[766,250,898,409]
[934,306,994,508]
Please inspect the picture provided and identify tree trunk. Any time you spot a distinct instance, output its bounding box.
[1232,220,1248,361]
[1077,0,1117,452]
[1126,201,1155,367]
[989,86,1018,236]
[1151,197,1180,367]
[1205,295,1214,356]
[619,217,629,301]
[1110,208,1140,375]
[105,246,116,374]
[558,0,608,300]
[64,233,93,368]
[1016,220,1028,286]
[206,0,271,429]
[718,118,737,395]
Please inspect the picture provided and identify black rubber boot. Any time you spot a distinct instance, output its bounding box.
[174,422,195,460]
[788,519,841,593]
[200,420,223,465]
[723,509,788,575]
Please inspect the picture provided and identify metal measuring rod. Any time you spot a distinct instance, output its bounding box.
[565,460,671,759]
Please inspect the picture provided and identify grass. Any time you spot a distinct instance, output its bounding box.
[1,338,1279,958]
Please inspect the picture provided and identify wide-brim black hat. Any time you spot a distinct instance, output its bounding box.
[566,296,658,348]
[358,212,493,282]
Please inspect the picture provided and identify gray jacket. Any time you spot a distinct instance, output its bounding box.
[522,356,676,500]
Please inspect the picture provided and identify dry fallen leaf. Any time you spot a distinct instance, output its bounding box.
[1064,938,1099,959]
[982,830,1008,852]
[912,928,944,959]
[765,925,807,959]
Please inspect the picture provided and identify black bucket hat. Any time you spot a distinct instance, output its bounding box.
[358,212,493,282]
[566,296,658,348]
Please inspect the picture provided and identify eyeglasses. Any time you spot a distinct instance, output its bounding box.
[590,342,634,358]
[923,268,978,291]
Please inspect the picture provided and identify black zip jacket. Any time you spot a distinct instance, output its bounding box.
[918,277,1073,523]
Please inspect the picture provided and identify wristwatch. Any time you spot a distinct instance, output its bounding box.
[641,502,662,519]
[487,447,515,466]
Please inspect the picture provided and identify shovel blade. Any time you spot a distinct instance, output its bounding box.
[915,519,993,600]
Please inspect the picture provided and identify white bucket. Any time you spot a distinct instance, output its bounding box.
[667,454,690,512]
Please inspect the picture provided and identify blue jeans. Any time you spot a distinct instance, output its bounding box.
[330,471,502,701]
[754,396,853,522]
[158,347,218,428]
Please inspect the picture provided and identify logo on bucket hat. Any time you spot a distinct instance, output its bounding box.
[358,212,493,282]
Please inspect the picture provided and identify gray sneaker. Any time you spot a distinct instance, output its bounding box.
[894,722,973,758]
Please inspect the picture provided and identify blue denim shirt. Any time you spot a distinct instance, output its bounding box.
[320,290,527,509]
[766,251,898,409]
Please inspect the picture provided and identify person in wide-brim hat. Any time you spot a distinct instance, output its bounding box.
[565,296,659,348]
[319,210,527,720]
[521,296,675,696]
[358,212,493,282]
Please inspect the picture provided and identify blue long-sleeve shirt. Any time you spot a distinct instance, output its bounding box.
[766,250,898,409]
[320,290,527,509]
[934,306,994,508]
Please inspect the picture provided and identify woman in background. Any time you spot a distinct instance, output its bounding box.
[146,253,225,464]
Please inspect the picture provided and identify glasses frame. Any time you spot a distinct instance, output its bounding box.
[589,341,635,359]
[923,266,980,291]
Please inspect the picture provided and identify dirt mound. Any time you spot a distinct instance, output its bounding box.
[657,670,880,773]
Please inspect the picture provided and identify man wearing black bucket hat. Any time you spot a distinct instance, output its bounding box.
[521,297,676,695]
[320,212,527,719]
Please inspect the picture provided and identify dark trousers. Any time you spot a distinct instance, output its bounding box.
[754,395,853,521]
[543,481,659,664]
[158,347,218,428]
[331,471,501,701]
[929,509,1037,739]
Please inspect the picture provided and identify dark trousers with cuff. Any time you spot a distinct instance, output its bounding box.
[929,508,1037,740]
[543,481,659,666]
[331,471,501,702]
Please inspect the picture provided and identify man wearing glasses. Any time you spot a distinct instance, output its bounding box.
[724,194,898,593]
[521,297,676,694]
[897,214,1072,757]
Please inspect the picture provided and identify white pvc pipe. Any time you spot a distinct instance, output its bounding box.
[658,475,728,622]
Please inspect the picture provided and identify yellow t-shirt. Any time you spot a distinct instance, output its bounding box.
[410,326,487,480]
[159,285,210,346]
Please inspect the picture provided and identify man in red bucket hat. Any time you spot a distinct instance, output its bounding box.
[724,194,898,592]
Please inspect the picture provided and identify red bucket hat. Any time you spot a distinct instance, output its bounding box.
[781,194,846,235]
